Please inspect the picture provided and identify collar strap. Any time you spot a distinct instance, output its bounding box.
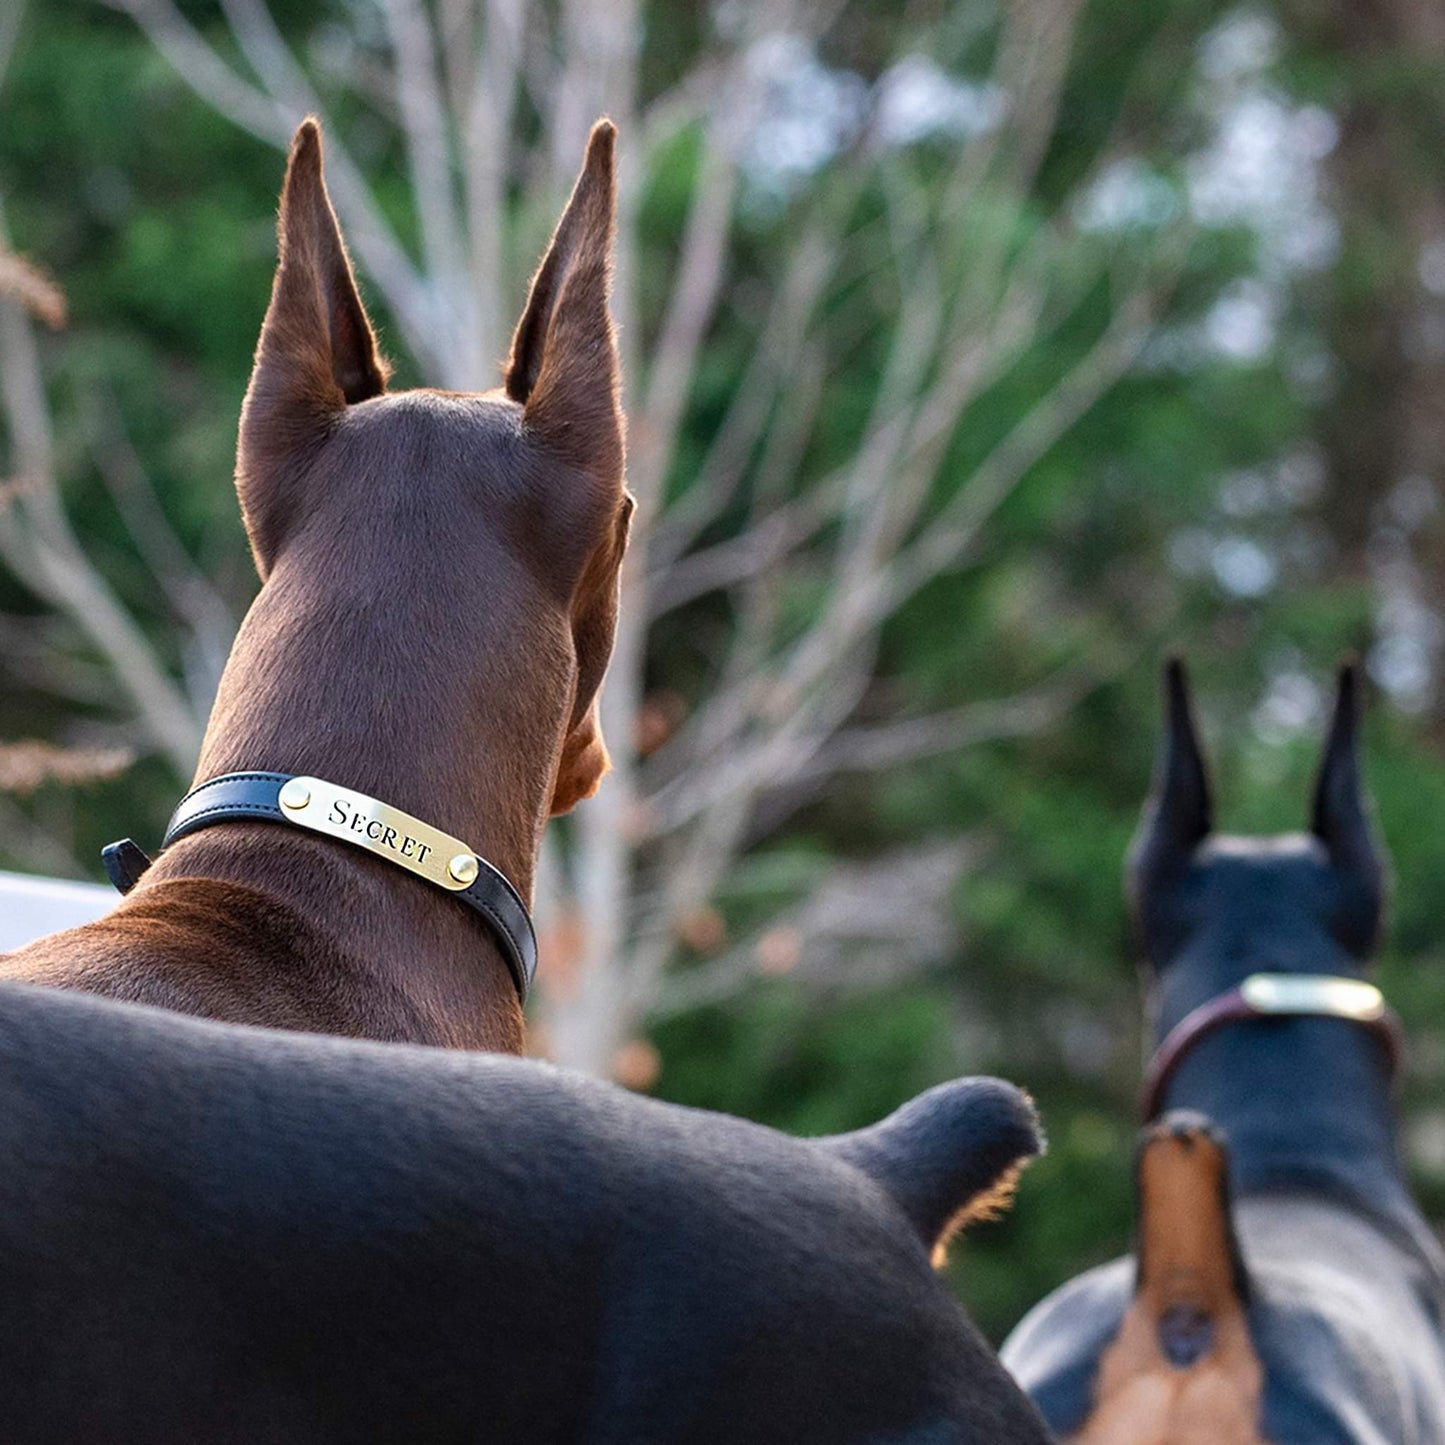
[1141,972,1403,1121]
[102,771,536,1001]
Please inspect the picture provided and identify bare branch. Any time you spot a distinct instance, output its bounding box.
[0,247,64,328]
[779,271,1166,708]
[0,219,203,772]
[0,739,134,795]
[101,0,284,136]
[640,243,1175,848]
[891,288,1159,598]
[434,0,476,128]
[105,0,443,378]
[461,0,525,379]
[795,670,1096,784]
[629,125,739,516]
[0,0,26,88]
[378,0,475,382]
[550,0,641,187]
[646,174,875,573]
[83,389,237,714]
[645,350,828,617]
[995,0,1086,192]
[649,840,981,1019]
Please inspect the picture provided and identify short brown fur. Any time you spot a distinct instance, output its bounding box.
[1073,1119,1266,1444]
[1,119,632,1051]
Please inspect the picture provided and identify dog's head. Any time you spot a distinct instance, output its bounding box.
[215,119,631,826]
[1127,660,1387,1019]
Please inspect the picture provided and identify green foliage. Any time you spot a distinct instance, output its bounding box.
[5,0,1445,1347]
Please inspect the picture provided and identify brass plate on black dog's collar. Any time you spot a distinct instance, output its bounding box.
[277,776,479,892]
[1239,973,1385,1022]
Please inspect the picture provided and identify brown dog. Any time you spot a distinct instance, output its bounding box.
[0,118,632,1051]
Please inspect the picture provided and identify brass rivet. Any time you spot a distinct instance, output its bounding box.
[279,779,311,811]
[448,852,480,886]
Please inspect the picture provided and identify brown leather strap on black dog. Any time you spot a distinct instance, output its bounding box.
[1142,973,1403,1121]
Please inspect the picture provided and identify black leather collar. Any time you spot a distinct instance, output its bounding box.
[103,771,537,1001]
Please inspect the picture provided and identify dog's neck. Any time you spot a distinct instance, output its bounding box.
[127,576,554,1048]
[1151,947,1415,1237]
[193,581,551,897]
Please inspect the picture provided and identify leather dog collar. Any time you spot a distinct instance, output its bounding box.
[102,771,537,1001]
[1141,973,1402,1121]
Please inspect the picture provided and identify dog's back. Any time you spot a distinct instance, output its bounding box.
[1005,1115,1445,1441]
[1006,1194,1445,1442]
[0,981,1049,1443]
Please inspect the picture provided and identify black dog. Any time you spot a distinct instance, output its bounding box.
[0,979,1051,1443]
[1002,663,1445,1441]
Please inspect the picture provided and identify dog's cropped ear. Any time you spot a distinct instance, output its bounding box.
[1312,662,1377,868]
[1311,662,1387,950]
[237,119,388,569]
[1128,659,1213,904]
[514,120,628,814]
[506,120,623,485]
[823,1078,1042,1266]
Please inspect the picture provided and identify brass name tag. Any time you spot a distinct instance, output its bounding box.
[1240,972,1385,1023]
[276,776,479,892]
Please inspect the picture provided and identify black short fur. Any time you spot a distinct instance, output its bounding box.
[0,981,1049,1444]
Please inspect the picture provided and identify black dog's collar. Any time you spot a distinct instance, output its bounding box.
[102,771,536,1001]
[1141,973,1401,1120]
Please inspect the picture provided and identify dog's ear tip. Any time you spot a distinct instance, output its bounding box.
[505,122,622,431]
[281,122,328,221]
[580,120,618,199]
[1325,660,1365,741]
[241,108,384,521]
[289,117,324,164]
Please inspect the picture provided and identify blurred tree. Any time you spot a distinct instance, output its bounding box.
[4,0,1445,1341]
[1279,0,1445,699]
[2,0,1205,1071]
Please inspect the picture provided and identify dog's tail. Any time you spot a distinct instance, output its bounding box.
[1130,1111,1252,1328]
[1070,1113,1263,1441]
[822,1077,1043,1263]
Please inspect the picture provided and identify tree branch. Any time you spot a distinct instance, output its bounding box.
[378,0,474,384]
[106,0,443,378]
[0,210,203,773]
[629,121,738,518]
[649,840,982,1019]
